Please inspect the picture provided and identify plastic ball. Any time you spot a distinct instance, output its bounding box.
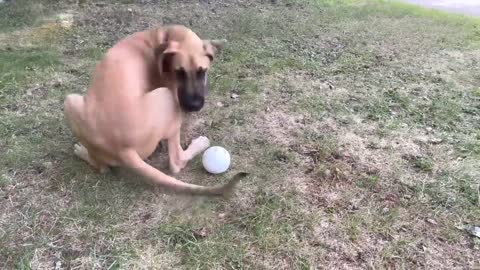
[202,146,231,174]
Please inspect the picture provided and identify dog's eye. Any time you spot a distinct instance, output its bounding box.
[206,54,213,62]
[175,68,187,80]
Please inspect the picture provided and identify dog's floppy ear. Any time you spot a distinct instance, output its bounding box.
[158,41,180,73]
[203,39,227,61]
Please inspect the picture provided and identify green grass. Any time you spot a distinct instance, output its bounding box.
[413,157,434,172]
[0,0,46,32]
[0,48,61,95]
[457,136,480,158]
[357,175,380,189]
[16,251,33,270]
[1,0,480,269]
[424,171,479,212]
[158,223,248,268]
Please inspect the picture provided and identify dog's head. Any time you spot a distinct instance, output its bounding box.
[158,28,225,112]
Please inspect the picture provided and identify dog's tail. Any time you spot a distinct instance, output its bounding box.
[120,149,246,196]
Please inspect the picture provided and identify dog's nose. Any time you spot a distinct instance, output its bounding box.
[188,96,204,111]
[181,95,204,112]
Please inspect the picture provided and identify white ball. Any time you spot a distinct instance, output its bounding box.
[202,146,231,174]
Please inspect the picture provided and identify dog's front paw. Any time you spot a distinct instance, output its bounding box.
[74,143,88,159]
[192,136,210,152]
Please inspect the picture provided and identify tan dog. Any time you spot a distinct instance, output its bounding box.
[63,25,245,196]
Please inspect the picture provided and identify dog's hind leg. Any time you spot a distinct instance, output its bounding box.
[73,143,109,173]
[64,94,109,173]
[64,94,85,140]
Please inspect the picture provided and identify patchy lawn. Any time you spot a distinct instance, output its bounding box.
[1,0,479,269]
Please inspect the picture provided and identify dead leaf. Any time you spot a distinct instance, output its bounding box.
[426,218,437,225]
[429,138,443,144]
[462,225,480,238]
[193,227,210,238]
[457,225,480,238]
